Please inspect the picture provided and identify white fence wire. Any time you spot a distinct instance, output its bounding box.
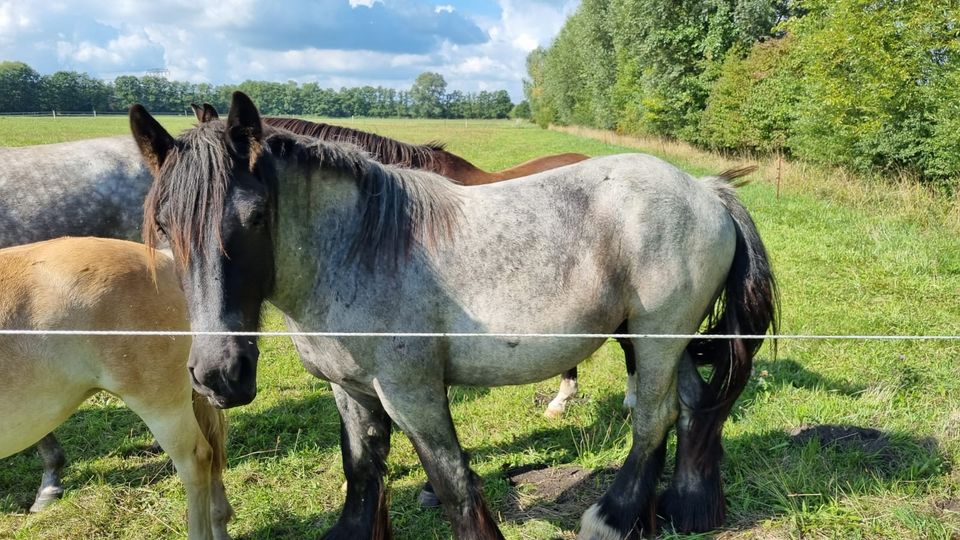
[0,329,957,340]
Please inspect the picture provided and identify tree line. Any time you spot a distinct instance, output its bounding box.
[0,64,517,119]
[525,0,960,185]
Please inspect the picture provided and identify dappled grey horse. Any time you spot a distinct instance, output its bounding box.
[131,92,778,538]
[0,112,594,512]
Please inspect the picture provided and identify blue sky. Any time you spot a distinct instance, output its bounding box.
[0,0,580,101]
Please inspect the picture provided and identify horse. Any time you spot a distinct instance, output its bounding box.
[131,91,778,538]
[1,111,589,512]
[193,104,606,420]
[260,115,589,185]
[0,237,232,540]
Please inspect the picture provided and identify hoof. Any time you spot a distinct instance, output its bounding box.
[29,486,64,513]
[543,405,565,419]
[657,485,724,534]
[622,393,637,410]
[417,483,441,508]
[577,504,624,540]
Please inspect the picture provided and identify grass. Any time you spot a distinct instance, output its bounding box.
[1,116,959,539]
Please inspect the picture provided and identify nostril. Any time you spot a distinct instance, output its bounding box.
[224,354,255,383]
[238,354,254,382]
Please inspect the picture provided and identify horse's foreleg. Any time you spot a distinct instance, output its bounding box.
[544,367,579,419]
[658,353,724,533]
[323,384,393,540]
[30,433,67,512]
[132,397,214,540]
[578,338,680,540]
[376,380,504,540]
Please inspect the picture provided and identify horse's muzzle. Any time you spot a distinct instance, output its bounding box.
[188,338,259,408]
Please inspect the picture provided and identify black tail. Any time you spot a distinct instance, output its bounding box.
[658,166,778,533]
[695,170,778,469]
[688,166,778,453]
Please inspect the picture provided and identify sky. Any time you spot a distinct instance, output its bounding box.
[0,0,580,101]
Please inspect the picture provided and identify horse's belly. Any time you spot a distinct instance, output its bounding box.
[0,389,93,458]
[0,344,97,458]
[445,336,607,387]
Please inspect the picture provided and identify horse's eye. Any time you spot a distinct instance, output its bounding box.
[248,209,266,228]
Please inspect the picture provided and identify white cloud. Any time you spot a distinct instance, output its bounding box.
[430,0,580,99]
[0,0,581,101]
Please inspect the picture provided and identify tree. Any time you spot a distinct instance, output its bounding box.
[113,75,143,110]
[510,100,531,120]
[0,61,42,112]
[410,72,447,118]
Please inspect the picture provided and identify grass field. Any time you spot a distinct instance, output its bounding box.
[0,116,959,539]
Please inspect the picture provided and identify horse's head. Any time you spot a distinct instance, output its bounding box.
[130,92,276,408]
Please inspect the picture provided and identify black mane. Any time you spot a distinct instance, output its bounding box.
[144,120,460,270]
[264,117,448,173]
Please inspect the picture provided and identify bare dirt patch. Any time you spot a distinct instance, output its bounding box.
[501,464,615,528]
[788,424,894,454]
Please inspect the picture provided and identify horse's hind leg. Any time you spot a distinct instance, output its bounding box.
[544,367,579,419]
[617,322,638,410]
[376,379,504,540]
[658,353,723,533]
[579,337,681,539]
[30,433,66,512]
[130,397,214,540]
[325,384,392,540]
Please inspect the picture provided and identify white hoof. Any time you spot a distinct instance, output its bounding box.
[29,485,64,513]
[544,403,565,419]
[622,392,637,410]
[578,504,623,540]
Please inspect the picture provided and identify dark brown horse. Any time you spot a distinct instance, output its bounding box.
[264,117,588,185]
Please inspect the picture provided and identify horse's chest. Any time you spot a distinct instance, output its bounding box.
[290,334,372,389]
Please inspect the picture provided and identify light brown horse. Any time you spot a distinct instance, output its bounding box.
[0,237,233,540]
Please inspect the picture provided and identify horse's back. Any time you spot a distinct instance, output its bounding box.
[0,137,151,247]
[0,237,183,328]
[0,238,188,400]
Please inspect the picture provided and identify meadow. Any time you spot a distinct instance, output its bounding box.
[0,115,958,539]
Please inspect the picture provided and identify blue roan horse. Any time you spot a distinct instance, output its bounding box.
[0,110,587,513]
[130,92,778,539]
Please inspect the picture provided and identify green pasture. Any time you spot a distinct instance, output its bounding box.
[0,117,958,539]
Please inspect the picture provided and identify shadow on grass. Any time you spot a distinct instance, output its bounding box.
[480,422,945,536]
[0,404,180,511]
[0,391,341,512]
[235,509,341,540]
[225,391,340,465]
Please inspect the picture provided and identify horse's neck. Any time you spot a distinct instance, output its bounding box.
[435,151,491,185]
[269,164,359,317]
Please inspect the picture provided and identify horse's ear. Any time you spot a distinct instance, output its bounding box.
[130,104,175,176]
[190,103,203,122]
[202,103,220,122]
[225,91,263,165]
